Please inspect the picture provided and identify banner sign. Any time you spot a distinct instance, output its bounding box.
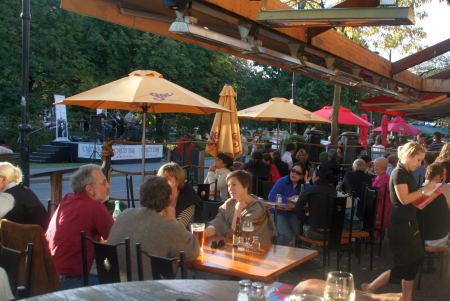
[77,143,163,160]
[54,94,69,141]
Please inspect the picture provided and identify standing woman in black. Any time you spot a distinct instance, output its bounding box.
[361,142,447,301]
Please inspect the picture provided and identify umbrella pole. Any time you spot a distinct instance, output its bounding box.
[141,106,148,184]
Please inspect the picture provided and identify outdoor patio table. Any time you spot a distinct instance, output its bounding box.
[23,280,292,301]
[188,238,318,282]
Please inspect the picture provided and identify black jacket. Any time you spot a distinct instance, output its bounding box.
[4,184,49,230]
[295,182,337,229]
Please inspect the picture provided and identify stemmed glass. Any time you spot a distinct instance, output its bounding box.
[323,271,355,301]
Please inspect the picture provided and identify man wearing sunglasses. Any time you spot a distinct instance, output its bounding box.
[268,162,310,245]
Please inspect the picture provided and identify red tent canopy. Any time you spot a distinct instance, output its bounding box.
[313,106,373,127]
[358,94,448,119]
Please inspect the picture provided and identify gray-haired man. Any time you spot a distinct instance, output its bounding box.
[45,164,114,290]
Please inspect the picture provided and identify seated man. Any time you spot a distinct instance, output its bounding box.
[45,164,114,289]
[342,159,373,227]
[295,165,337,240]
[108,176,200,280]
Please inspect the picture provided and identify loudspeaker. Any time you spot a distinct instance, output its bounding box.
[164,0,188,10]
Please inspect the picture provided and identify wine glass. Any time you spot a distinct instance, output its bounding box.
[323,271,355,301]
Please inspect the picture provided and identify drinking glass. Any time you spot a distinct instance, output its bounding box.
[190,223,206,248]
[323,271,355,301]
[241,219,254,249]
[285,294,324,301]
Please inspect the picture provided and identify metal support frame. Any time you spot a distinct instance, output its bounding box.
[256,6,415,27]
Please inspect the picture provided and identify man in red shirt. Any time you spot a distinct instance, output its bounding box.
[46,164,114,289]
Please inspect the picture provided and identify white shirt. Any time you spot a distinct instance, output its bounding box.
[204,167,231,201]
[371,144,385,160]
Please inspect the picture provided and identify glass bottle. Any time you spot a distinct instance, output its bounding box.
[250,282,265,301]
[276,193,283,204]
[112,200,121,221]
[237,279,252,301]
[252,236,260,252]
[233,216,242,247]
[237,237,245,253]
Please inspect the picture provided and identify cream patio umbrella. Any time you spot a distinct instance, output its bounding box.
[237,97,329,147]
[205,85,242,158]
[56,70,229,179]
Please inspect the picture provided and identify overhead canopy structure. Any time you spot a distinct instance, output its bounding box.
[358,94,450,120]
[59,0,450,118]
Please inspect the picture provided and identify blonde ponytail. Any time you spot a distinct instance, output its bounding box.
[397,142,425,162]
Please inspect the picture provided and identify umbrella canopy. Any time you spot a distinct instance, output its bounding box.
[55,70,229,180]
[373,116,420,135]
[205,85,242,158]
[237,98,329,123]
[313,106,373,127]
[381,115,389,147]
[359,113,369,149]
[58,70,229,114]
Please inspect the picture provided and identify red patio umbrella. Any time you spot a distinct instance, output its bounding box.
[373,116,420,135]
[359,113,369,149]
[381,115,389,147]
[313,106,373,127]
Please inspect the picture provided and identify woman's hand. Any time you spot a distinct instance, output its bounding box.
[422,180,437,194]
[209,165,217,172]
[205,226,216,237]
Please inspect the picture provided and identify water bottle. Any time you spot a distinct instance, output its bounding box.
[237,279,252,301]
[112,200,121,221]
[276,193,283,204]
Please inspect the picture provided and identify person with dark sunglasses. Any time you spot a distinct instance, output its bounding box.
[268,162,311,245]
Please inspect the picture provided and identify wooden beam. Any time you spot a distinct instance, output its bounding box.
[392,39,450,74]
[427,67,450,79]
[422,78,450,93]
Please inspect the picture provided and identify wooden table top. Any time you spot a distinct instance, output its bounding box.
[23,280,293,301]
[189,240,318,282]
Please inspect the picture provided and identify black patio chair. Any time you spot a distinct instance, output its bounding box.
[80,231,131,286]
[135,243,186,280]
[0,242,33,299]
[298,196,348,276]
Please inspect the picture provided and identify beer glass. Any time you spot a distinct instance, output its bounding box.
[190,223,206,248]
[241,219,254,249]
[323,271,355,301]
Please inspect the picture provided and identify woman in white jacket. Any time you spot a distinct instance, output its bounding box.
[205,152,233,201]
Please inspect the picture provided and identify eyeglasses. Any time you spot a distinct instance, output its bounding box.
[290,169,304,176]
